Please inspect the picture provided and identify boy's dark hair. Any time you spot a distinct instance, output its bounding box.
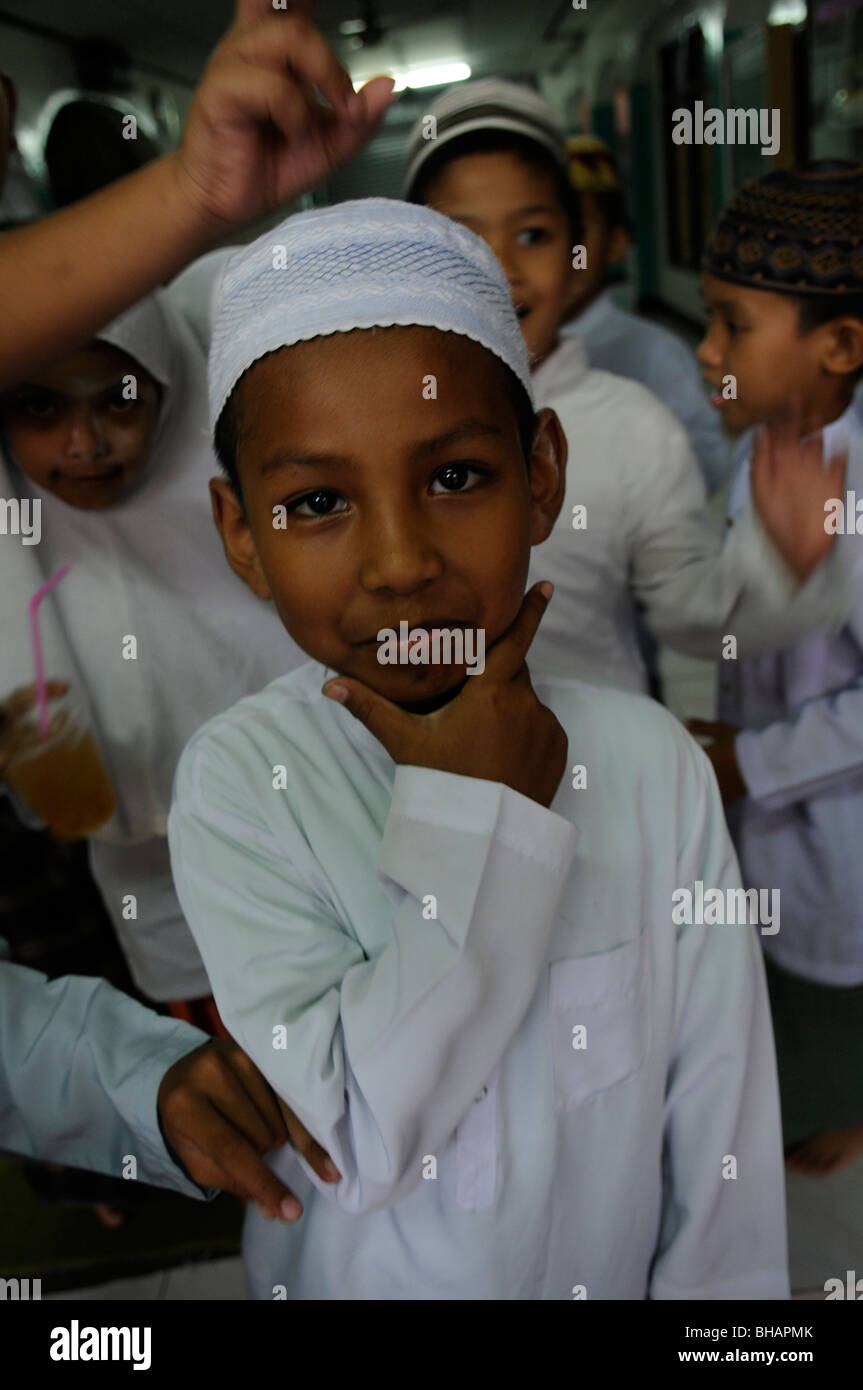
[793,290,863,382]
[214,353,538,505]
[793,290,863,335]
[584,187,632,241]
[408,129,584,245]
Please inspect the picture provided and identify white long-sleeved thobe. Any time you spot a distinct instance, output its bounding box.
[721,403,863,986]
[561,291,730,493]
[168,660,789,1300]
[526,337,852,694]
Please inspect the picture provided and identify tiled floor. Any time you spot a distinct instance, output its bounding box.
[43,1255,248,1301]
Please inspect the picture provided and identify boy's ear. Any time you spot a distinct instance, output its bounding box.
[209,476,272,601]
[528,407,567,545]
[817,315,863,380]
[605,223,630,266]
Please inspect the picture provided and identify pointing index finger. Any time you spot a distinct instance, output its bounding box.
[484,582,554,681]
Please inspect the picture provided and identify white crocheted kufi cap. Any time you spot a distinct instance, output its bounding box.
[208,197,533,432]
[403,77,567,198]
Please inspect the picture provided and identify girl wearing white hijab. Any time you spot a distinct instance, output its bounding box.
[0,291,303,1010]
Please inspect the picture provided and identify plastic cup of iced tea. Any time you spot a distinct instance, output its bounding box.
[0,684,116,841]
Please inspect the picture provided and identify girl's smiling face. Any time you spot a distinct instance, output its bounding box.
[209,325,566,709]
[1,342,160,510]
[421,151,574,372]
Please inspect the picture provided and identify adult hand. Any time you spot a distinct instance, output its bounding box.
[157,1038,340,1222]
[176,0,395,231]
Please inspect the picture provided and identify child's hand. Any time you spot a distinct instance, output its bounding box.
[157,1037,340,1223]
[686,719,747,805]
[175,0,395,232]
[323,583,569,809]
[750,405,847,582]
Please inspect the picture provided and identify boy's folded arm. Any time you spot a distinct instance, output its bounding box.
[625,421,748,656]
[732,579,863,808]
[628,421,852,660]
[736,674,863,810]
[649,739,789,1301]
[168,745,578,1215]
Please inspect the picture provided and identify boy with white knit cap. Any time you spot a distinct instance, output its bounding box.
[404,80,851,696]
[168,197,788,1300]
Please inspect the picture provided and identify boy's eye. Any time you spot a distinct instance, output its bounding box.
[287,488,348,518]
[106,391,137,412]
[430,463,485,494]
[17,391,58,418]
[516,227,550,247]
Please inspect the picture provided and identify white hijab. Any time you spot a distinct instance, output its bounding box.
[0,291,302,844]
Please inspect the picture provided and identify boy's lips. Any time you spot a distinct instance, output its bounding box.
[58,464,124,486]
[703,381,731,410]
[357,620,473,646]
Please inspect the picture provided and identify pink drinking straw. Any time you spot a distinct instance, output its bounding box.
[29,564,70,737]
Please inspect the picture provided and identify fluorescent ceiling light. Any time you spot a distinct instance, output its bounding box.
[701,12,723,56]
[352,60,471,94]
[392,62,471,91]
[768,0,807,23]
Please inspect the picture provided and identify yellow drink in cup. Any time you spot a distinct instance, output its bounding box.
[0,686,116,841]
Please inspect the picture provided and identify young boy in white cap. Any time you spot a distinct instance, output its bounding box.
[168,197,789,1300]
[404,79,848,695]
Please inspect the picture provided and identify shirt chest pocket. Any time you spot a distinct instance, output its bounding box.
[548,936,650,1113]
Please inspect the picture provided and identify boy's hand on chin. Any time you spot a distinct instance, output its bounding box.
[323,582,569,809]
[750,405,847,582]
[175,0,395,232]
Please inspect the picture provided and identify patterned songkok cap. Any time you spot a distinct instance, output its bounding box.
[703,161,863,296]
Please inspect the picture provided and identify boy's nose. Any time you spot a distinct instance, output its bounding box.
[65,408,107,462]
[483,234,522,292]
[358,520,444,596]
[695,329,720,369]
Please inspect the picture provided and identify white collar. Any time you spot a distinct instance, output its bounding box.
[532,334,590,402]
[821,399,862,461]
